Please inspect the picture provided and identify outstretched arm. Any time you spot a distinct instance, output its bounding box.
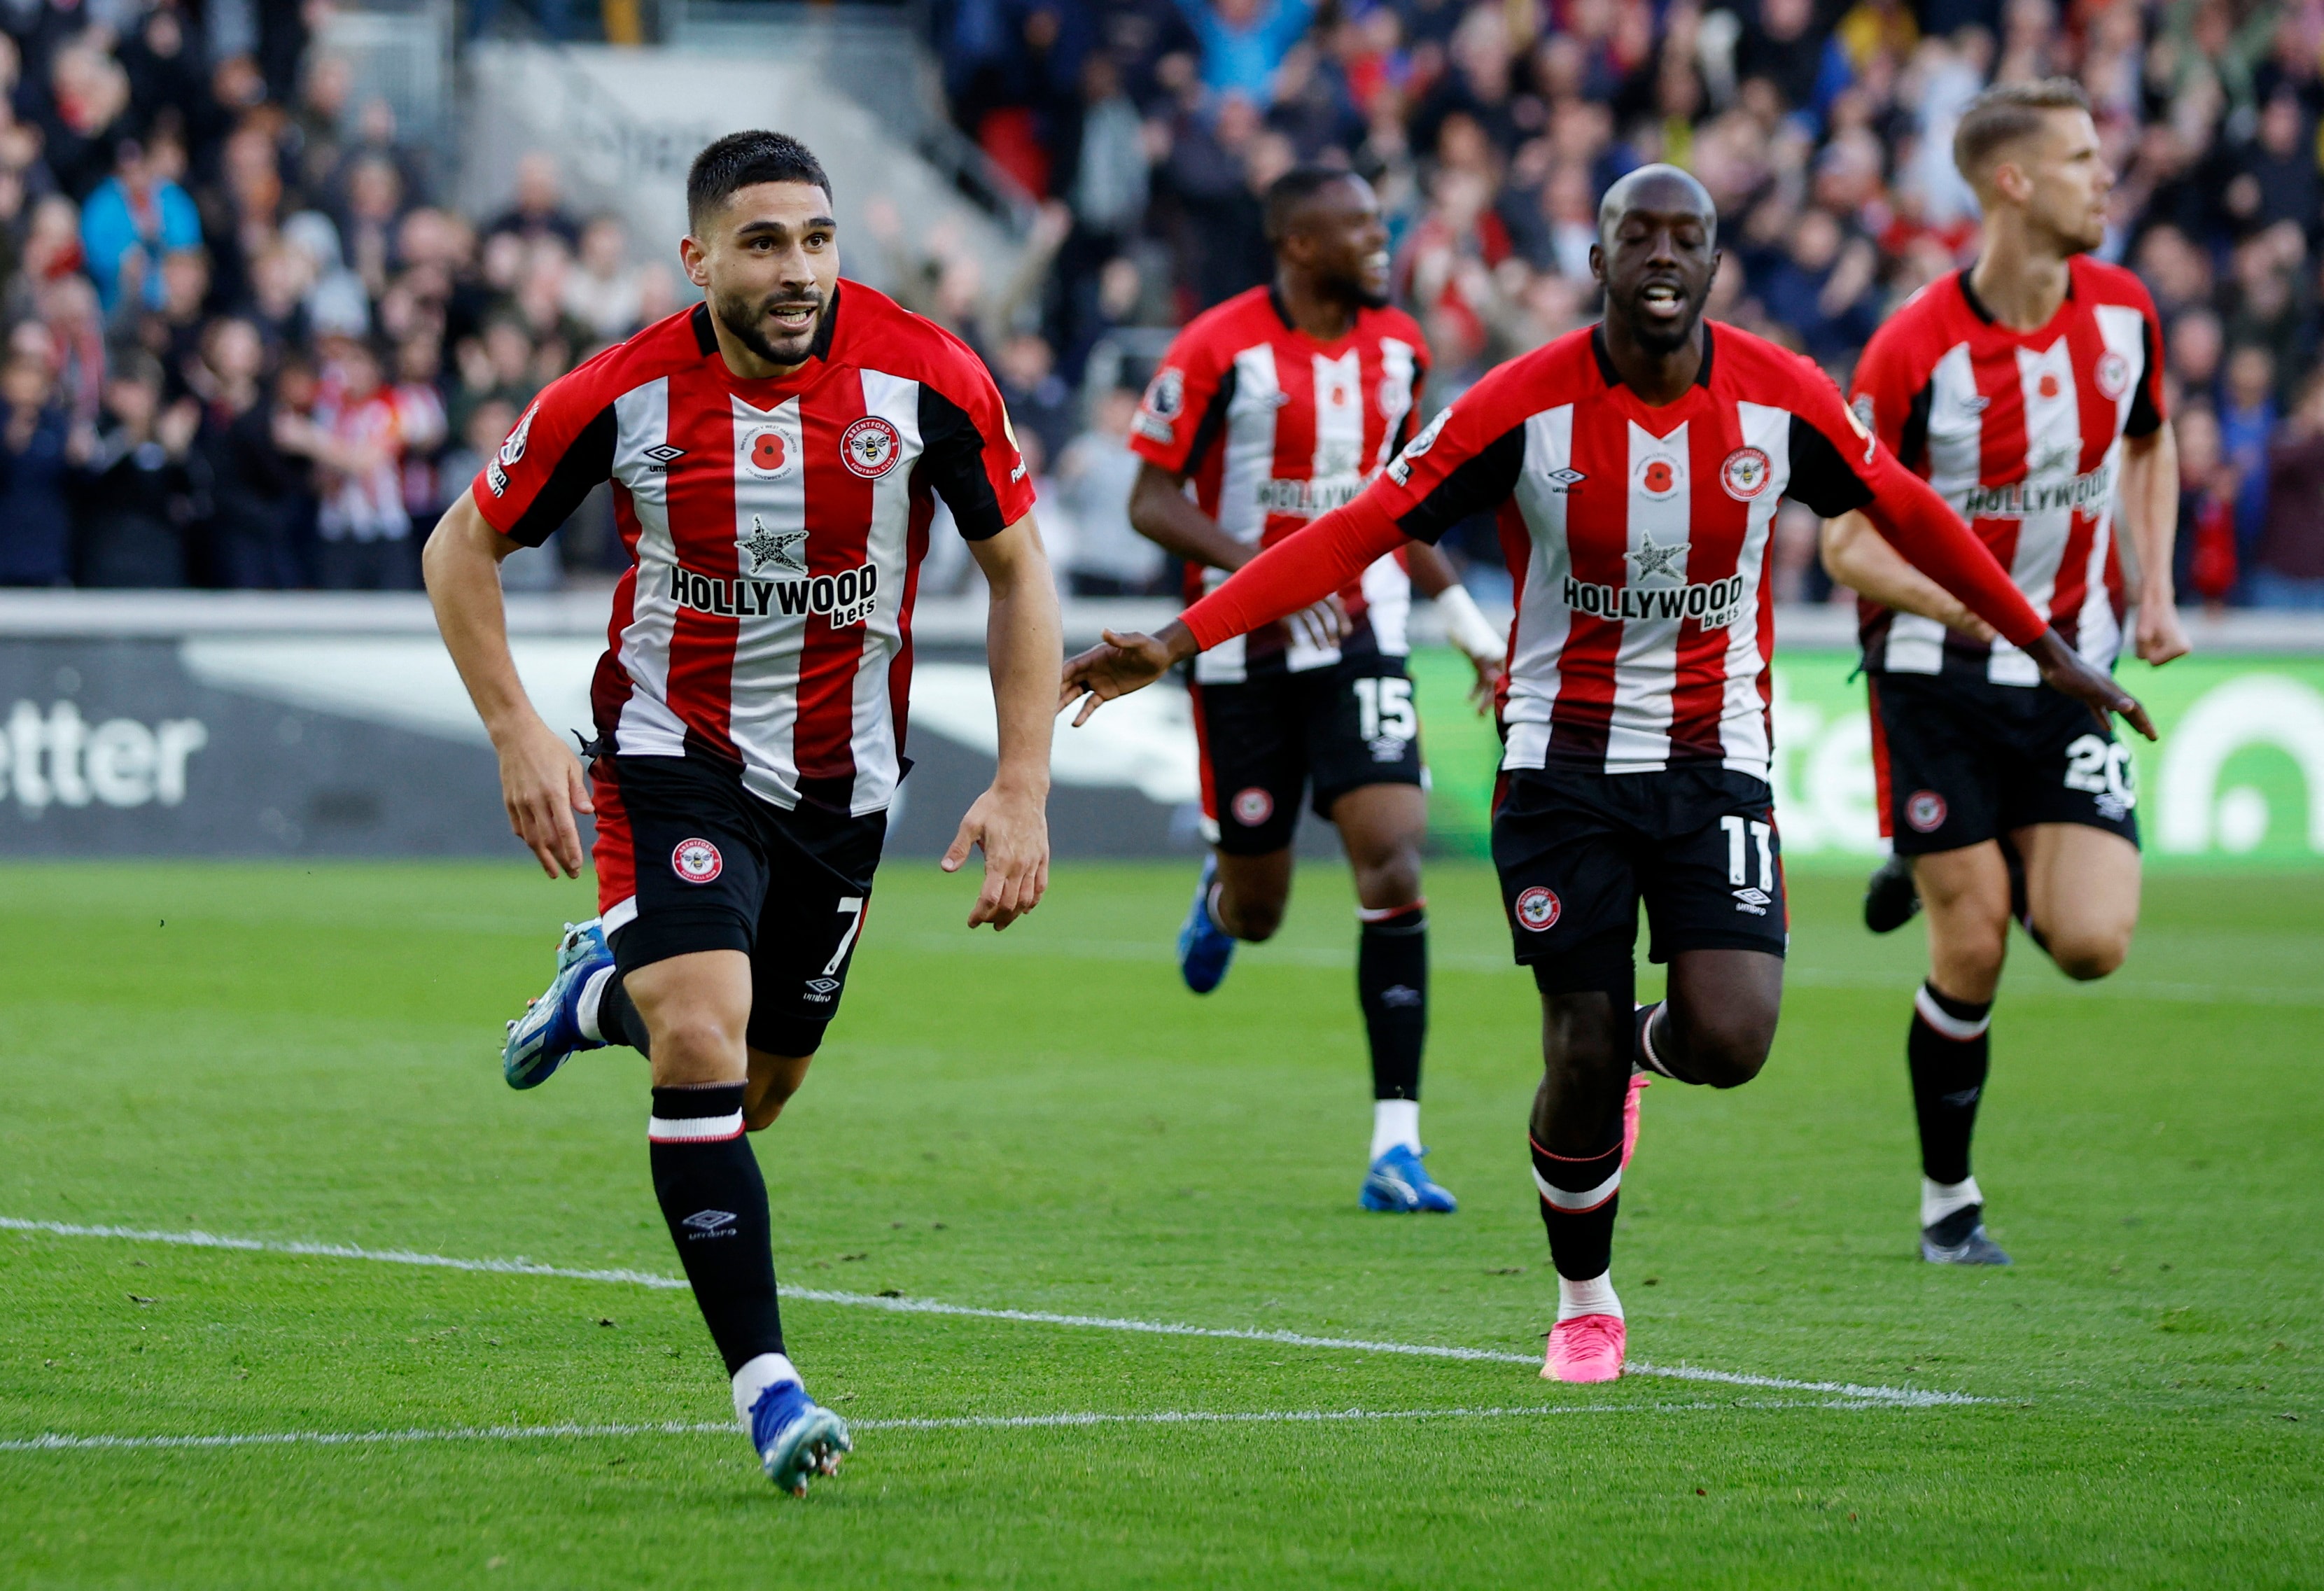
[1819,509,1996,643]
[422,488,592,877]
[950,513,1060,929]
[1061,496,1407,722]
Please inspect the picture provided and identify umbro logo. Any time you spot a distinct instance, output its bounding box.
[681,1210,737,1235]
[803,976,841,1002]
[642,443,685,474]
[1544,468,1586,493]
[1732,886,1770,915]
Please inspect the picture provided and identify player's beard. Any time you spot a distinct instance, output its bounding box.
[1320,265,1390,311]
[1625,288,1708,356]
[715,288,828,368]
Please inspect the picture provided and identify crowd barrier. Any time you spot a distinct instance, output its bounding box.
[0,591,2318,866]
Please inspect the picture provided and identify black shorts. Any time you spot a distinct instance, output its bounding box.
[1490,764,1788,993]
[1189,650,1425,855]
[589,753,885,1057]
[1869,671,2141,856]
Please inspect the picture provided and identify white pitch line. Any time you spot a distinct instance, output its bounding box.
[2,1217,1991,1408]
[4,1400,1900,1456]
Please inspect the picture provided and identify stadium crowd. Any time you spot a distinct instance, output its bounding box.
[2,0,2321,610]
[931,0,2324,608]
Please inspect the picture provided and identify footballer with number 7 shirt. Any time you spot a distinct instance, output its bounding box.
[424,132,1061,1493]
[1060,164,2150,1385]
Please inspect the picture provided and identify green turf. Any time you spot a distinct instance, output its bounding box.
[1,858,2316,1588]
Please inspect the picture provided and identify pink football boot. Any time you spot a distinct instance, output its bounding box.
[1541,1314,1626,1382]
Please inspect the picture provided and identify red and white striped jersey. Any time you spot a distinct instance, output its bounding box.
[472,288,1034,816]
[1849,260,2165,683]
[1128,286,1427,683]
[1365,323,1910,781]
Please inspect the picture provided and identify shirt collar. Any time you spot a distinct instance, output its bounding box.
[1590,320,1716,393]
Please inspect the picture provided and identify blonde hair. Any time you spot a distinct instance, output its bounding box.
[1953,78,2091,184]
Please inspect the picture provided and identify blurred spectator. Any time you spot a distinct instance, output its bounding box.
[279,338,415,590]
[564,216,644,343]
[1052,386,1166,595]
[80,140,201,311]
[486,153,581,250]
[2249,370,2324,608]
[2220,344,2279,554]
[2176,405,2240,609]
[196,316,307,589]
[74,353,200,588]
[0,352,74,586]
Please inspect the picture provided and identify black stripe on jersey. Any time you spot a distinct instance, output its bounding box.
[1897,382,1933,475]
[1390,426,1527,545]
[1176,364,1239,480]
[505,404,617,547]
[1782,414,1878,519]
[2127,316,2162,438]
[916,386,1011,540]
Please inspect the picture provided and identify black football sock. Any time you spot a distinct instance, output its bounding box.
[1357,904,1428,1102]
[588,972,651,1057]
[1907,981,1993,1189]
[649,1084,784,1376]
[1530,1110,1625,1284]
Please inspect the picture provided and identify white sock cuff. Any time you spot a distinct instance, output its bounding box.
[1921,1175,1984,1228]
[732,1352,800,1425]
[1635,1001,1677,1079]
[1914,983,1992,1041]
[576,965,616,1043]
[1369,1098,1422,1161]
[1556,1270,1623,1322]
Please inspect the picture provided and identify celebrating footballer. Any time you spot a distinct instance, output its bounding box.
[1062,162,2150,1385]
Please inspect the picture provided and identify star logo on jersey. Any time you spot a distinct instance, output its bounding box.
[741,515,806,573]
[1627,531,1688,582]
[2030,440,2078,476]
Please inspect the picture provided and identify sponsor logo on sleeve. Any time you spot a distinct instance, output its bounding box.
[498,402,538,468]
[1514,885,1561,931]
[840,414,902,479]
[1851,393,1875,436]
[1386,405,1452,486]
[485,459,510,497]
[1133,367,1184,444]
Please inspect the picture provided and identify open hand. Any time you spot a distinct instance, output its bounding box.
[1287,594,1349,652]
[2026,629,2157,741]
[495,716,592,877]
[941,784,1049,930]
[1059,625,1188,725]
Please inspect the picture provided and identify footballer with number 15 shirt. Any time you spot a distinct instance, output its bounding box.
[1062,164,2150,1386]
[424,132,1061,1494]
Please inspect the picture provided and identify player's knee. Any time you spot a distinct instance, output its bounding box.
[1676,1007,1776,1088]
[1350,843,1423,912]
[646,1011,746,1077]
[1219,893,1285,941]
[2046,927,2129,981]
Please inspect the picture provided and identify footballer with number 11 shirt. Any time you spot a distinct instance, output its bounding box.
[424,132,1061,1494]
[1062,164,2149,1385]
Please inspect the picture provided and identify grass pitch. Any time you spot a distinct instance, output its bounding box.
[1,857,2317,1588]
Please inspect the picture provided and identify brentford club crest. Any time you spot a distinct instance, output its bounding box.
[841,415,902,479]
[1231,787,1274,826]
[2096,350,2132,401]
[1905,790,1949,834]
[1721,446,1772,500]
[671,837,724,883]
[743,427,793,479]
[1514,885,1561,932]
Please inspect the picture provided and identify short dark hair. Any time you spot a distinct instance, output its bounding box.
[1953,78,2090,183]
[686,131,833,231]
[1264,163,1359,246]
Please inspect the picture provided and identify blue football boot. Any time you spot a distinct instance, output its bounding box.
[748,1378,852,1496]
[1361,1144,1459,1212]
[500,919,612,1090]
[1177,856,1237,995]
